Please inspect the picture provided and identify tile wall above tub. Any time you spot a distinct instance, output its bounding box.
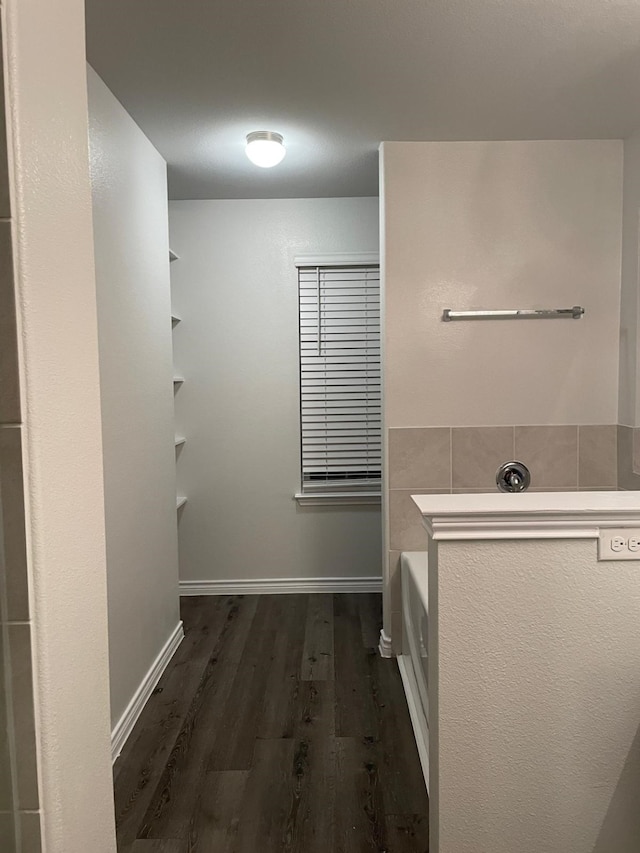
[389,424,618,494]
[618,425,640,490]
[387,424,619,553]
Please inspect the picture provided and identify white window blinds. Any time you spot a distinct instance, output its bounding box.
[298,263,381,493]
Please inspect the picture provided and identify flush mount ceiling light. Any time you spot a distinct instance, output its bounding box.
[245,131,286,168]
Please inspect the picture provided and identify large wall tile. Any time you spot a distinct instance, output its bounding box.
[452,426,514,490]
[388,550,401,614]
[0,22,10,219]
[19,811,41,853]
[0,427,29,621]
[388,428,450,490]
[0,223,20,423]
[0,627,12,813]
[528,486,579,493]
[389,490,430,551]
[7,625,38,810]
[515,425,578,489]
[452,488,495,493]
[0,737,11,813]
[391,610,403,656]
[633,428,640,475]
[578,425,617,489]
[389,423,618,493]
[617,425,640,490]
[0,812,16,851]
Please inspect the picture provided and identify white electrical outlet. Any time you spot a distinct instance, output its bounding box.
[598,529,640,560]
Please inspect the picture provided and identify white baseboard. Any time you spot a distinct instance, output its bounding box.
[111,621,184,763]
[378,628,393,658]
[397,654,430,793]
[179,576,383,596]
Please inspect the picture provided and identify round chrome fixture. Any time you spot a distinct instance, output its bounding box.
[496,461,531,493]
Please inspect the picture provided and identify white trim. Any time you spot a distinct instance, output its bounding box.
[397,655,430,793]
[294,492,381,506]
[111,621,184,763]
[179,576,383,596]
[412,492,640,541]
[294,252,379,268]
[378,628,393,658]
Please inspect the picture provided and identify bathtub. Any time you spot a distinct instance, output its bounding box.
[398,550,429,792]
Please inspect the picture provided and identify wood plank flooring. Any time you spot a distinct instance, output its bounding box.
[113,594,429,852]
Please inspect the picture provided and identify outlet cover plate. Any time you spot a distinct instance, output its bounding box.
[598,528,640,561]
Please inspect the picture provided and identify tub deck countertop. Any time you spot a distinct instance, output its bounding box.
[411,491,640,541]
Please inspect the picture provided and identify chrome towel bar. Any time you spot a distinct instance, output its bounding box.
[442,306,584,321]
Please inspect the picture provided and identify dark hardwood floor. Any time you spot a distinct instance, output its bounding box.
[113,594,429,852]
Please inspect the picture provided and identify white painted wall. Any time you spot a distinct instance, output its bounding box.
[381,141,623,428]
[169,198,382,584]
[88,68,181,729]
[4,1,116,850]
[432,537,640,853]
[619,130,640,427]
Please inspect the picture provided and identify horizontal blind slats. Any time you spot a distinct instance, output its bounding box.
[299,263,381,488]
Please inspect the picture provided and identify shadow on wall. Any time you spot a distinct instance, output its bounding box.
[592,722,640,851]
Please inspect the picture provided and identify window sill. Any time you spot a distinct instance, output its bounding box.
[294,492,381,507]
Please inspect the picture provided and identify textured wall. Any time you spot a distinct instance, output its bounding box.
[3,1,116,850]
[88,67,181,728]
[169,198,382,584]
[619,130,640,428]
[381,140,622,428]
[617,131,640,488]
[431,537,640,853]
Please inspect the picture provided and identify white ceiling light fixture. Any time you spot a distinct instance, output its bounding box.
[245,130,286,168]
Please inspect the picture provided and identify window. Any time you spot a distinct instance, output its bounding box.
[296,255,381,505]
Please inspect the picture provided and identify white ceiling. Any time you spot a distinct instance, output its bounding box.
[85,0,640,200]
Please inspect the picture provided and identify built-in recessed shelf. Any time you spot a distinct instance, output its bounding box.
[171,314,182,326]
[169,249,179,262]
[176,496,187,510]
[175,436,186,447]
